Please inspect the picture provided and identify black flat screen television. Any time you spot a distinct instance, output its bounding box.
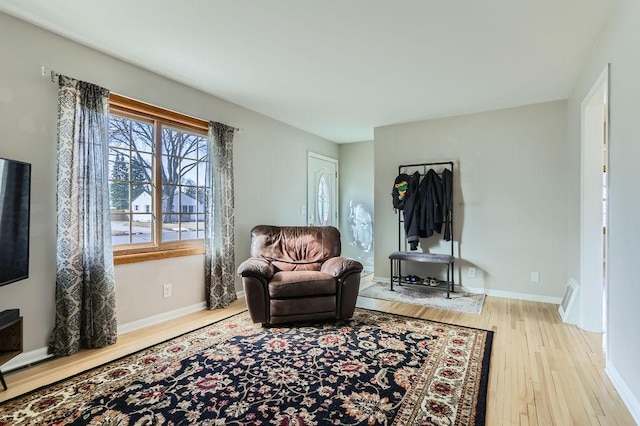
[0,157,31,286]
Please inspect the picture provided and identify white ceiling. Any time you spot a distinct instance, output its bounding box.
[0,0,615,142]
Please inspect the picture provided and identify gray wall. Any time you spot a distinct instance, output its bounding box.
[3,4,638,418]
[567,0,640,416]
[374,101,568,301]
[338,141,374,271]
[0,12,338,353]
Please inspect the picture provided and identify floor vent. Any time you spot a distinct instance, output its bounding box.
[558,278,579,324]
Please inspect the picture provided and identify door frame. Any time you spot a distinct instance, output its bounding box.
[580,64,609,345]
[307,151,339,227]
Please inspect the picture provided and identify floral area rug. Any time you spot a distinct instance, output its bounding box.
[360,282,486,314]
[0,309,493,425]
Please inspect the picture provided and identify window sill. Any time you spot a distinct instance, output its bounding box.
[114,246,205,265]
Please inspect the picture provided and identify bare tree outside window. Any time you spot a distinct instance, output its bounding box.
[107,112,208,249]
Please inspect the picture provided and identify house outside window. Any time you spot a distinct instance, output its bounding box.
[107,94,208,264]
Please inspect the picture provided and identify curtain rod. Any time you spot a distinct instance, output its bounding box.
[42,66,58,82]
[41,66,242,133]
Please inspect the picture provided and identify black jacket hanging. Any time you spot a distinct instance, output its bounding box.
[404,172,421,250]
[391,172,421,250]
[441,168,453,241]
[418,168,444,239]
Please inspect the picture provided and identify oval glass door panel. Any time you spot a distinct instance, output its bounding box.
[307,153,337,227]
[317,174,330,225]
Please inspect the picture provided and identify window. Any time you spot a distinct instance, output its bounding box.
[107,94,209,264]
[317,174,329,225]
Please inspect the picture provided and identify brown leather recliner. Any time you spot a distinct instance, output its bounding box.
[237,225,363,325]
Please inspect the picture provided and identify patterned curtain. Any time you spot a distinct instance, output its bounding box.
[205,121,237,309]
[49,75,117,356]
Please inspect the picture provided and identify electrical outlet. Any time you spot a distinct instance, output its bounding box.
[163,283,172,298]
[531,272,540,283]
[468,267,476,278]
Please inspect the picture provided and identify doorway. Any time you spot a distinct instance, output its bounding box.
[307,152,338,227]
[580,65,609,351]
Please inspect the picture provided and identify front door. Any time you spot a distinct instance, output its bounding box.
[307,152,338,227]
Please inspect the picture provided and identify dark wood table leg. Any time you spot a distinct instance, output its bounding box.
[0,370,7,390]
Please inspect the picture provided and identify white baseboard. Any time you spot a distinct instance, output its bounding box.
[2,293,246,374]
[117,301,207,335]
[0,347,54,373]
[119,290,245,335]
[606,361,640,425]
[371,276,561,304]
[461,286,562,304]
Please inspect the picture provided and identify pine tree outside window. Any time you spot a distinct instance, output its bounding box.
[107,94,209,264]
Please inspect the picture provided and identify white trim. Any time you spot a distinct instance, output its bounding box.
[579,64,609,334]
[117,302,207,335]
[307,151,339,227]
[0,347,54,373]
[371,276,561,304]
[606,361,640,425]
[461,286,562,304]
[1,295,247,374]
[118,291,244,335]
[580,65,610,110]
[308,151,338,163]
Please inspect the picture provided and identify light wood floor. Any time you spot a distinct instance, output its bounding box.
[0,292,635,425]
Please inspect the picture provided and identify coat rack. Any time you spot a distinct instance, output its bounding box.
[389,161,455,298]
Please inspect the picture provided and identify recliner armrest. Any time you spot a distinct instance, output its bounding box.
[320,257,363,278]
[237,258,275,280]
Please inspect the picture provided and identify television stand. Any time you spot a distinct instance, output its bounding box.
[0,317,23,390]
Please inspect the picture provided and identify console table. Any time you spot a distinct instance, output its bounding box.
[0,317,23,390]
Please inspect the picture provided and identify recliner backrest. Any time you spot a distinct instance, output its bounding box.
[250,225,341,272]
